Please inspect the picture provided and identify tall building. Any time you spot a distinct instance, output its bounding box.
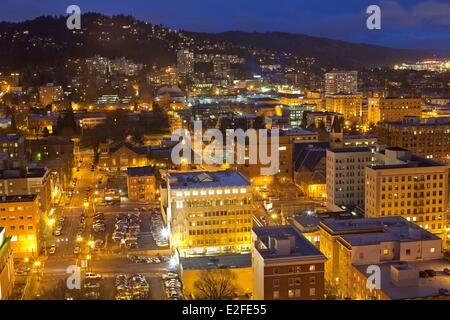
[325,70,358,95]
[0,227,14,300]
[162,170,253,257]
[377,116,450,164]
[0,195,41,258]
[326,147,375,210]
[319,216,447,300]
[325,93,363,124]
[365,147,449,238]
[252,225,327,300]
[177,49,194,78]
[368,97,423,125]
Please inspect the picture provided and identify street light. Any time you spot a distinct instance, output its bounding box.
[76,236,84,242]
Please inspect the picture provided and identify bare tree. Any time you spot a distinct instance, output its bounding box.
[193,269,238,300]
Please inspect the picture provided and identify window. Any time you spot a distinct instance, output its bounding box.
[309,265,315,272]
[273,279,279,288]
[383,249,389,255]
[175,200,183,209]
[288,278,294,286]
[405,249,411,255]
[294,289,301,297]
[430,247,435,253]
[273,291,279,299]
[288,290,294,298]
[309,276,316,285]
[309,288,316,296]
[273,268,279,275]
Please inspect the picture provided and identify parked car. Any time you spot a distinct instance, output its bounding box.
[49,244,57,255]
[85,272,102,280]
[425,269,436,277]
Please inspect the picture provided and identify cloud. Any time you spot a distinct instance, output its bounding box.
[381,0,450,27]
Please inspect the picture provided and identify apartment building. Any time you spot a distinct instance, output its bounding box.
[325,70,358,95]
[326,147,375,210]
[252,225,327,300]
[162,170,252,257]
[365,147,449,237]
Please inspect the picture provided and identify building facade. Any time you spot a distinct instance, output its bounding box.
[0,195,41,258]
[326,147,374,210]
[377,116,450,164]
[325,70,358,95]
[126,166,156,202]
[0,227,14,300]
[162,170,252,257]
[252,225,327,300]
[365,147,449,238]
[368,97,423,125]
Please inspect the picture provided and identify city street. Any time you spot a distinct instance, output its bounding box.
[25,153,171,300]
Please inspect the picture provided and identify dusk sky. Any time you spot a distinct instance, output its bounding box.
[1,0,450,50]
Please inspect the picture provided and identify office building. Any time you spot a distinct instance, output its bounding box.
[365,147,449,237]
[325,93,363,124]
[368,97,422,125]
[162,170,252,257]
[377,116,450,164]
[319,216,447,300]
[0,195,41,258]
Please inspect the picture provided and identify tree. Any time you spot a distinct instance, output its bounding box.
[193,269,238,300]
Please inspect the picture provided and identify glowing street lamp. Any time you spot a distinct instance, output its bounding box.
[76,236,83,242]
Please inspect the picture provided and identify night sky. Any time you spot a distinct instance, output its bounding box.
[1,0,450,50]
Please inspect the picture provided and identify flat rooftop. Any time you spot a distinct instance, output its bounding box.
[0,194,37,203]
[253,225,326,260]
[168,170,250,190]
[355,259,450,300]
[328,146,372,153]
[320,216,439,246]
[180,254,251,270]
[126,166,155,177]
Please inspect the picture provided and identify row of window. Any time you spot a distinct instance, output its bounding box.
[189,218,251,226]
[272,288,316,299]
[188,227,251,235]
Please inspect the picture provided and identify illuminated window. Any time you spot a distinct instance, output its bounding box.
[224,189,231,194]
[216,189,223,195]
[232,189,238,194]
[383,249,389,255]
[192,191,199,196]
[184,191,190,196]
[240,188,247,193]
[208,190,214,195]
[273,291,279,299]
[175,191,183,197]
[430,247,435,253]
